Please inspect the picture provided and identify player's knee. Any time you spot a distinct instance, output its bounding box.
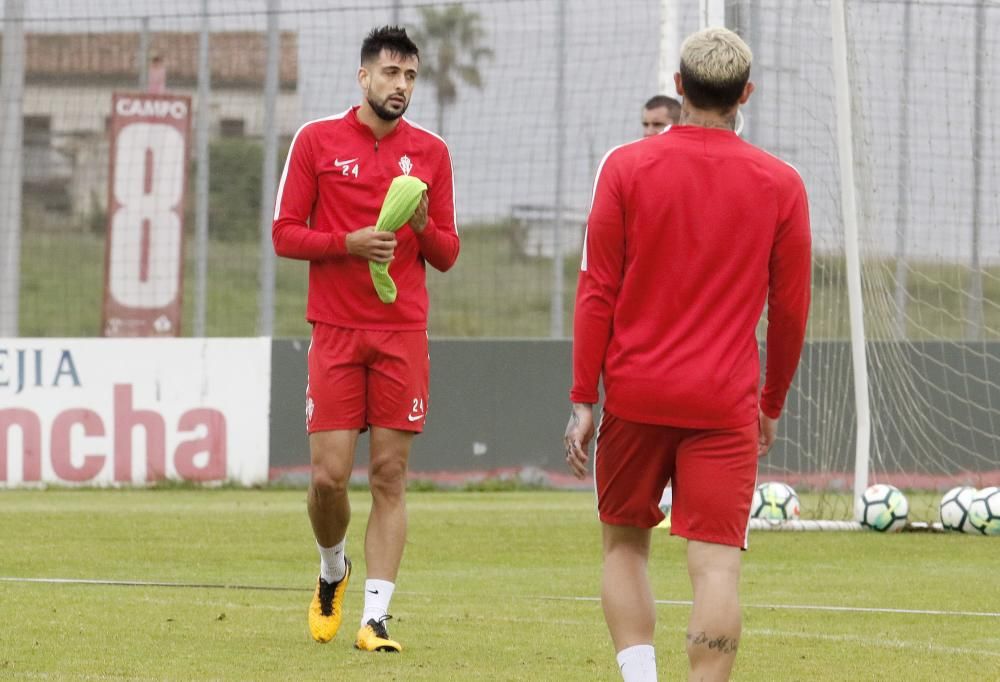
[310,465,350,496]
[689,565,741,601]
[368,458,407,498]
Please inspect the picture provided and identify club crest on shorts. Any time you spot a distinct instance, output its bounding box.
[398,155,413,176]
[305,396,315,425]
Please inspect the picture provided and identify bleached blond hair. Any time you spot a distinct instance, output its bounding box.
[679,27,752,111]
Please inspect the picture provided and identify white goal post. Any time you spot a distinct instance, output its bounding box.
[830,0,872,521]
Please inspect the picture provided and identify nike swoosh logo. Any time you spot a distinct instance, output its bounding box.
[407,413,425,422]
[367,589,379,595]
[333,158,358,167]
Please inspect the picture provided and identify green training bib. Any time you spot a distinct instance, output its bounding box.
[370,175,428,304]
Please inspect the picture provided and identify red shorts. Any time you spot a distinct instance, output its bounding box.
[594,411,758,548]
[306,323,429,433]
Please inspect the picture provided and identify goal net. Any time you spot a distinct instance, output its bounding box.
[738,0,1000,522]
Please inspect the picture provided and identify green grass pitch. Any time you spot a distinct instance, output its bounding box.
[0,489,997,680]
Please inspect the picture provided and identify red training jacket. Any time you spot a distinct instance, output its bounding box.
[571,125,812,428]
[272,106,459,330]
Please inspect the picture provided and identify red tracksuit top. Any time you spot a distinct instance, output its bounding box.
[571,125,812,429]
[272,106,459,330]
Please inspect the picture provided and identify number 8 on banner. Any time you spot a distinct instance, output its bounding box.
[103,93,191,337]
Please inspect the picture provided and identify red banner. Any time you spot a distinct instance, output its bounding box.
[102,93,191,337]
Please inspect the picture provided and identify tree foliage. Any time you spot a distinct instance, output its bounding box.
[412,4,493,135]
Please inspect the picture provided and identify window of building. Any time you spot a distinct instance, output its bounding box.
[24,115,52,146]
[219,118,245,138]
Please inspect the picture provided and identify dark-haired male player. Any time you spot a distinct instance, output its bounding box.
[273,25,458,653]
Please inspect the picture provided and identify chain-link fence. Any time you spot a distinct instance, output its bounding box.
[1,1,996,341]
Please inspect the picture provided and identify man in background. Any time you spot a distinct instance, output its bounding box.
[640,94,681,137]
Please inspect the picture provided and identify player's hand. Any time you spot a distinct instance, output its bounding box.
[758,409,778,457]
[345,226,396,263]
[564,403,595,479]
[409,193,429,233]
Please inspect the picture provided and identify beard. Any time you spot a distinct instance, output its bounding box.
[368,93,408,121]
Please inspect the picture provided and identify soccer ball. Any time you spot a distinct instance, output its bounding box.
[858,484,908,533]
[967,486,1000,536]
[939,486,976,533]
[750,482,800,523]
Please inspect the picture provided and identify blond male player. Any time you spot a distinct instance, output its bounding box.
[566,28,811,682]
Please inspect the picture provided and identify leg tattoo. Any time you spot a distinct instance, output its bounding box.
[686,630,739,655]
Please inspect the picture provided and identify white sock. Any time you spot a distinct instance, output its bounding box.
[617,644,657,682]
[361,579,395,626]
[317,539,346,583]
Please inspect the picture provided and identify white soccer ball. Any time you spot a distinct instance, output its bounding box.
[967,486,1000,536]
[939,486,976,533]
[750,481,800,523]
[858,484,908,533]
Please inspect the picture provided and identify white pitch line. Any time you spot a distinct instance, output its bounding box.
[746,601,1000,619]
[0,576,302,592]
[4,577,999,620]
[534,594,1000,619]
[747,627,1000,659]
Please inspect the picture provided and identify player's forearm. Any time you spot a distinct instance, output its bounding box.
[414,217,460,272]
[272,221,344,261]
[570,354,605,404]
[569,383,601,405]
[569,293,614,404]
[570,217,622,404]
[760,307,809,418]
[762,207,811,417]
